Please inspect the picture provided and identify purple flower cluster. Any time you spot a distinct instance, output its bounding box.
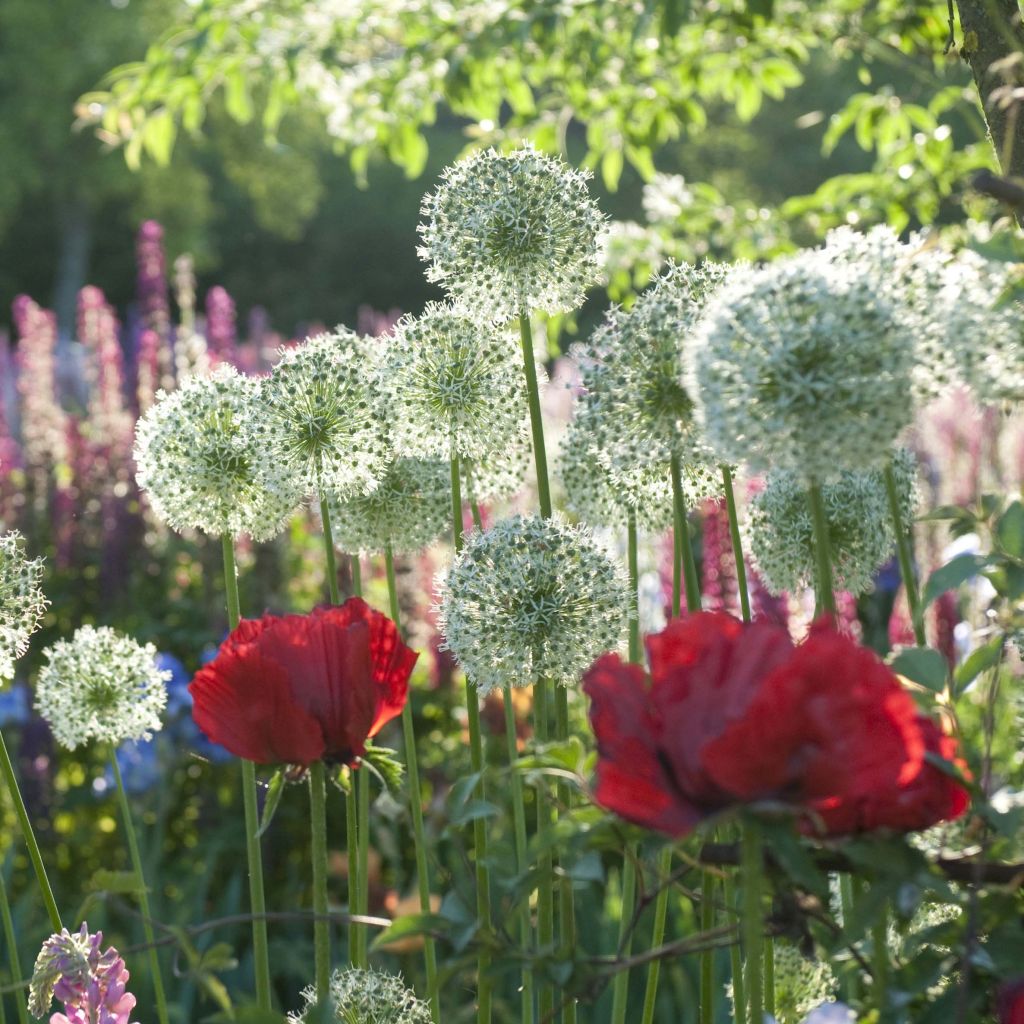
[29,925,139,1024]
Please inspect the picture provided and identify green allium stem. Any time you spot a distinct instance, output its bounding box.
[627,511,641,664]
[345,773,360,963]
[698,873,715,1024]
[555,687,578,1024]
[519,311,553,519]
[351,555,362,599]
[385,543,440,1021]
[872,904,889,1011]
[534,678,555,1024]
[840,876,861,1004]
[355,764,370,969]
[111,753,170,1024]
[742,822,764,1024]
[763,931,775,1018]
[0,731,60,932]
[723,873,745,1018]
[0,862,29,1024]
[884,462,924,646]
[503,688,534,1024]
[221,535,272,1010]
[806,484,836,617]
[671,454,701,615]
[308,761,331,999]
[721,466,752,623]
[451,453,492,1024]
[640,847,673,1024]
[319,494,342,606]
[348,548,365,968]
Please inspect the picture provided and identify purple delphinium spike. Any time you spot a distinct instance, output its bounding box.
[29,924,140,1024]
[204,286,237,365]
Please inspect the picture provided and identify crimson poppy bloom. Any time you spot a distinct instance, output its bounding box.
[999,979,1024,1024]
[583,612,969,837]
[190,598,416,767]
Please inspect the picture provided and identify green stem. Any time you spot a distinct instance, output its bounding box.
[723,873,745,1020]
[351,555,362,599]
[699,873,715,1024]
[221,535,272,1010]
[884,463,924,646]
[534,678,554,1024]
[721,466,751,623]
[0,731,60,931]
[640,847,673,1024]
[345,775,360,963]
[111,754,170,1024]
[627,511,641,664]
[309,762,331,998]
[742,823,764,1024]
[319,495,341,605]
[806,484,836,617]
[840,876,861,1004]
[519,311,553,519]
[349,546,365,967]
[355,763,370,969]
[872,905,889,1012]
[764,933,775,1019]
[555,687,578,1024]
[0,864,29,1024]
[503,689,534,1024]
[671,455,700,614]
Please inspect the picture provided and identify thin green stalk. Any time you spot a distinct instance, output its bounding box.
[348,543,365,968]
[723,874,745,1019]
[385,544,441,1023]
[111,754,170,1024]
[534,678,554,1024]
[555,687,578,1024]
[309,761,331,999]
[518,311,552,519]
[806,484,836,617]
[699,874,715,1024]
[319,495,341,605]
[884,463,925,646]
[872,906,889,1012]
[0,731,60,931]
[355,763,370,969]
[721,466,752,623]
[670,454,700,615]
[839,876,861,1004]
[221,535,272,1010]
[452,454,492,1024]
[611,515,641,1024]
[742,823,764,1024]
[0,866,29,1024]
[351,555,362,598]
[504,689,534,1024]
[345,778,360,963]
[640,847,673,1024]
[764,935,775,1018]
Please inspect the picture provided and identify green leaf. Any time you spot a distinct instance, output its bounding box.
[953,636,1004,691]
[995,500,1024,560]
[921,554,992,610]
[224,66,254,124]
[601,147,624,191]
[257,769,286,837]
[888,646,948,692]
[141,109,175,165]
[199,942,238,973]
[449,799,500,826]
[370,912,449,952]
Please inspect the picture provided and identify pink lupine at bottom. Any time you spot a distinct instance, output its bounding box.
[29,925,139,1024]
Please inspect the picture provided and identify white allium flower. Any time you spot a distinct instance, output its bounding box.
[437,514,630,694]
[418,145,605,320]
[134,367,304,540]
[322,457,450,556]
[35,627,169,750]
[693,250,916,482]
[379,303,533,461]
[558,405,673,532]
[576,260,730,494]
[766,943,839,1024]
[460,439,530,507]
[260,330,390,496]
[746,447,919,596]
[287,967,431,1024]
[0,532,47,682]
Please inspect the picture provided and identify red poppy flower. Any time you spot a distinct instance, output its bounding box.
[583,612,968,837]
[1000,980,1024,1024]
[189,598,416,767]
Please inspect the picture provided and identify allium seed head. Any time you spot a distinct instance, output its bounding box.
[260,330,391,497]
[322,457,450,556]
[437,514,630,694]
[34,626,169,750]
[287,967,432,1024]
[380,303,533,461]
[747,448,919,597]
[0,531,47,682]
[418,145,605,320]
[134,367,304,540]
[693,250,916,482]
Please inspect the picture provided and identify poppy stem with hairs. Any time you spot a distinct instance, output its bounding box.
[742,821,764,1024]
[611,513,642,1024]
[385,542,442,1024]
[1,856,31,1024]
[309,761,331,1000]
[722,872,746,1017]
[349,551,370,970]
[806,483,836,617]
[451,453,493,1024]
[111,751,170,1024]
[642,455,703,1024]
[722,466,752,623]
[884,462,925,646]
[220,534,272,1010]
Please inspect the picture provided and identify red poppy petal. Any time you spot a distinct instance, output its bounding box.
[190,643,326,765]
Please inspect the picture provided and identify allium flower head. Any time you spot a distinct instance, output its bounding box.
[380,303,532,461]
[437,514,630,694]
[287,967,431,1024]
[0,531,47,682]
[134,366,304,540]
[260,330,390,496]
[577,260,731,489]
[767,943,838,1024]
[418,145,604,320]
[693,251,916,482]
[747,447,919,596]
[323,457,450,556]
[29,924,138,1024]
[34,627,169,750]
[461,438,530,507]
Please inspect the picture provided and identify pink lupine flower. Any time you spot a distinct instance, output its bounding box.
[135,221,170,340]
[205,285,238,364]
